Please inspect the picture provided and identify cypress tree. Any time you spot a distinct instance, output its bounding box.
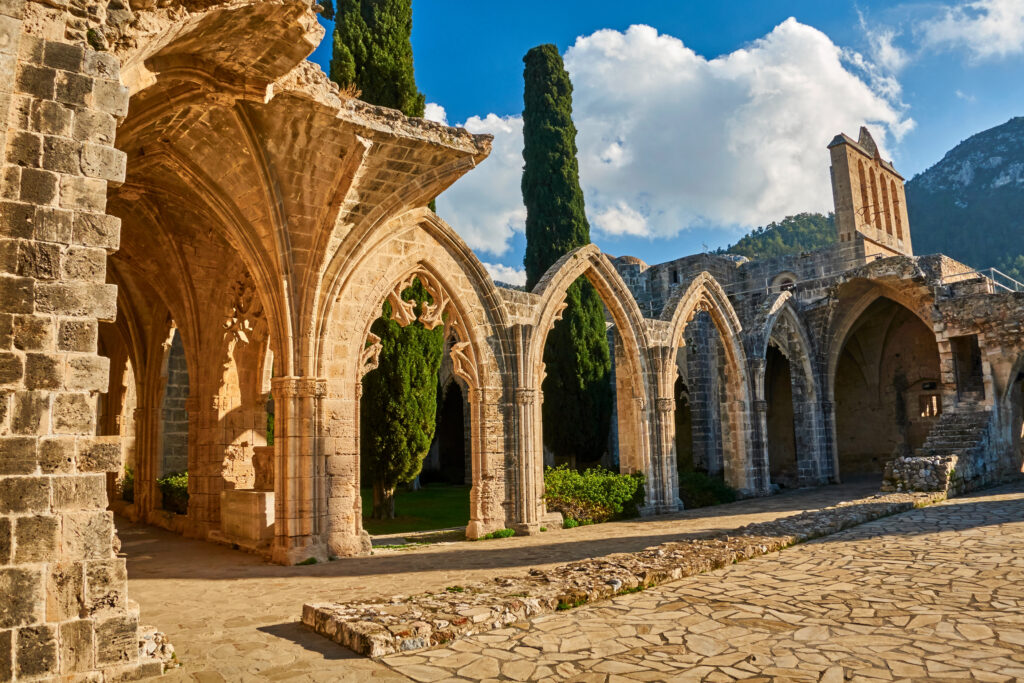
[329,0,425,117]
[332,0,441,517]
[522,44,613,464]
[361,280,444,519]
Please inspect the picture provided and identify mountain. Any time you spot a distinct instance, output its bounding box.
[723,213,835,259]
[906,117,1024,283]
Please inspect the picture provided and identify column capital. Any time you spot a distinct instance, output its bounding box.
[271,376,327,399]
[513,387,537,405]
[754,400,768,413]
[655,397,674,413]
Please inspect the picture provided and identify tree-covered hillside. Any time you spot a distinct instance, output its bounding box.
[907,117,1024,283]
[722,213,835,259]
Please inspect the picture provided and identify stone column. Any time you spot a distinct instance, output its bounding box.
[820,400,837,482]
[271,376,331,564]
[0,5,157,677]
[750,399,770,494]
[510,386,544,534]
[649,396,682,513]
[132,404,157,520]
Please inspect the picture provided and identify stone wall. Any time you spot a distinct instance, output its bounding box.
[0,0,158,677]
[158,329,187,477]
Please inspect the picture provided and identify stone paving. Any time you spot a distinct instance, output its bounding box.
[121,481,876,680]
[380,481,1024,682]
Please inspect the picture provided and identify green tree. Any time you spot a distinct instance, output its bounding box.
[522,44,612,464]
[722,213,836,259]
[329,0,425,117]
[361,280,444,519]
[332,1,440,517]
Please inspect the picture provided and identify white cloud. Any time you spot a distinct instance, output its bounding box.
[435,114,526,256]
[482,262,527,286]
[955,89,977,101]
[437,19,912,253]
[921,0,1024,61]
[424,102,448,125]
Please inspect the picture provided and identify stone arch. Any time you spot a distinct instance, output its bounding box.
[827,286,942,480]
[751,295,826,486]
[316,209,511,556]
[661,273,753,492]
[528,245,654,498]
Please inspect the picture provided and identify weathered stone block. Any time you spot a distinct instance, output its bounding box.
[71,212,118,250]
[71,109,115,145]
[91,79,128,118]
[24,352,61,389]
[0,352,22,385]
[31,99,72,137]
[59,618,94,673]
[83,51,118,80]
[57,319,96,352]
[0,314,10,347]
[42,42,83,73]
[11,390,48,435]
[42,134,81,175]
[12,314,53,351]
[33,205,72,243]
[19,167,58,205]
[0,201,33,239]
[60,511,113,561]
[64,354,108,391]
[52,474,105,511]
[80,143,125,183]
[0,239,14,275]
[84,559,126,616]
[0,476,48,513]
[0,568,42,628]
[13,515,59,563]
[0,13,19,56]
[0,629,10,682]
[0,275,32,314]
[52,392,93,434]
[15,63,55,100]
[16,624,56,678]
[0,518,10,564]
[17,36,42,65]
[61,246,105,282]
[33,282,117,319]
[55,71,91,107]
[58,175,105,212]
[94,614,136,666]
[16,240,59,279]
[39,436,75,473]
[77,437,119,472]
[1,167,20,201]
[5,130,41,167]
[46,562,84,622]
[0,435,36,474]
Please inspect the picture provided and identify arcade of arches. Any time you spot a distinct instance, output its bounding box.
[3,1,1024,678]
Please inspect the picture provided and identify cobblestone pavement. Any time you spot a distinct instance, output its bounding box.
[380,481,1024,682]
[123,481,878,680]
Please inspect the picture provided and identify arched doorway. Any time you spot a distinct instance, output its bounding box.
[834,297,941,479]
[765,344,798,488]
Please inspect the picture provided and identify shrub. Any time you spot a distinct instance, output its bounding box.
[481,528,515,539]
[157,471,189,515]
[678,471,737,509]
[121,466,134,503]
[543,465,645,525]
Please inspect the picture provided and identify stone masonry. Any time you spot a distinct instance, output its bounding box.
[2,0,1023,680]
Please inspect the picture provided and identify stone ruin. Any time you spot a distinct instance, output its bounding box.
[1,0,1023,679]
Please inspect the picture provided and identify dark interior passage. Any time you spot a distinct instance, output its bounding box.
[766,345,798,488]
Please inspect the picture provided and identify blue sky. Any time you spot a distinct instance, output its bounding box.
[309,1,1024,284]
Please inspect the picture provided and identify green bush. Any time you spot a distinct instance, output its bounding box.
[543,465,644,525]
[157,471,189,515]
[481,528,515,540]
[678,471,737,509]
[121,466,134,503]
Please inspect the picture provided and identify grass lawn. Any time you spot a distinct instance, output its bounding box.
[361,484,470,535]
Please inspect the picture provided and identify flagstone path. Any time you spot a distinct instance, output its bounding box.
[379,481,1024,682]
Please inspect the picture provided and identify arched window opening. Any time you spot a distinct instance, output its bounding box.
[880,174,893,236]
[858,160,871,227]
[892,179,904,240]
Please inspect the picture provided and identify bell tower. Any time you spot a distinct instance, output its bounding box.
[829,127,912,261]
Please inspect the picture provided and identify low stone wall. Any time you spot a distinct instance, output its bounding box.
[303,490,943,658]
[882,454,958,493]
